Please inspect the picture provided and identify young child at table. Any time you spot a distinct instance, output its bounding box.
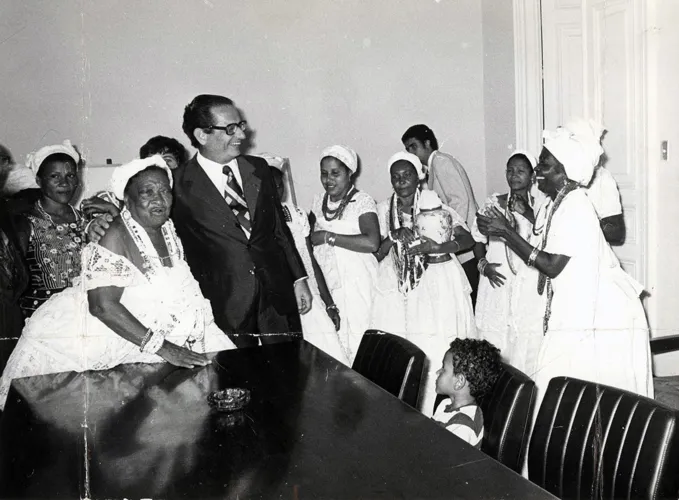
[433,338,502,448]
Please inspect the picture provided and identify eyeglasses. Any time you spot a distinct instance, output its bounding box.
[204,121,248,136]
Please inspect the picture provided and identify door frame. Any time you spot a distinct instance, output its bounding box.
[512,0,544,155]
[512,0,655,327]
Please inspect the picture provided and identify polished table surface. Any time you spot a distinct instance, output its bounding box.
[0,341,555,499]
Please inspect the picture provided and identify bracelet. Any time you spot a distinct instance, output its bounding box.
[527,247,540,267]
[139,328,154,351]
[328,234,337,246]
[388,231,396,242]
[326,304,339,312]
[324,232,329,244]
[477,258,488,276]
[141,329,165,354]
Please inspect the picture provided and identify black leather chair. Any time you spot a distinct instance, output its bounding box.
[480,363,536,473]
[433,362,536,473]
[650,334,679,411]
[352,330,425,408]
[528,377,679,500]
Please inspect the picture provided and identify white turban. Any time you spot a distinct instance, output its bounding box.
[110,155,172,200]
[509,149,537,169]
[388,151,426,180]
[26,140,81,175]
[542,118,604,186]
[320,145,358,173]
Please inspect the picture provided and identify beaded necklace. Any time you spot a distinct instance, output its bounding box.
[120,208,181,274]
[322,186,356,221]
[36,199,79,227]
[535,181,578,334]
[503,193,520,275]
[120,208,203,352]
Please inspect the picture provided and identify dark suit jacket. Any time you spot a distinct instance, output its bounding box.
[172,154,306,332]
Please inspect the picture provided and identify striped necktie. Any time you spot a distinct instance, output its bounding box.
[222,164,251,238]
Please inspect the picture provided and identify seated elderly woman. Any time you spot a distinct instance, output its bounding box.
[476,119,652,409]
[0,156,236,410]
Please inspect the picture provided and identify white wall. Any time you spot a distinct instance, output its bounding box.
[482,0,517,197]
[0,0,488,210]
[647,0,679,375]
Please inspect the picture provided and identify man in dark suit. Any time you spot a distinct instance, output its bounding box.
[172,95,312,347]
[89,95,312,348]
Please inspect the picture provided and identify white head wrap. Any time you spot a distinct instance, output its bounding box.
[109,155,172,200]
[388,151,426,180]
[320,145,358,173]
[26,140,81,175]
[542,118,604,186]
[508,149,537,169]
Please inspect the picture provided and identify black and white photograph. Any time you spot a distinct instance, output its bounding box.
[1,1,678,498]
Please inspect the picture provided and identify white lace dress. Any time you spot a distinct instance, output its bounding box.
[371,197,477,416]
[0,215,236,410]
[310,191,378,364]
[471,193,538,361]
[283,202,350,365]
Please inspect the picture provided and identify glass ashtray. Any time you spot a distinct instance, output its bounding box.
[207,388,251,412]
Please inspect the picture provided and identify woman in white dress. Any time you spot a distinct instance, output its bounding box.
[267,160,348,365]
[471,151,542,374]
[309,145,381,364]
[0,156,236,410]
[476,119,653,409]
[371,152,477,416]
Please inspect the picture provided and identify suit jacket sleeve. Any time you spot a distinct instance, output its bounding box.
[261,166,307,282]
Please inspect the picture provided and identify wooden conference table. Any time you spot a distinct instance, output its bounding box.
[0,341,555,499]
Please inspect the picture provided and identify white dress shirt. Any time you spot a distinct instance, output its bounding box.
[196,152,243,195]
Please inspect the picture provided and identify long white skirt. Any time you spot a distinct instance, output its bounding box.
[371,256,477,416]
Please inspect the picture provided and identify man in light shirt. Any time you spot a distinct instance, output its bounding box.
[402,124,480,306]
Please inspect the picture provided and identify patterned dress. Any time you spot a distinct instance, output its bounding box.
[19,203,85,318]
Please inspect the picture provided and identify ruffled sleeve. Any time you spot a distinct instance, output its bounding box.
[352,191,378,217]
[79,243,145,291]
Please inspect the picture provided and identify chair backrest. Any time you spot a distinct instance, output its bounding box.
[352,330,425,408]
[528,377,679,500]
[479,362,536,473]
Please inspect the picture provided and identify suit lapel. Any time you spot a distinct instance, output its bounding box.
[181,156,247,243]
[237,156,261,223]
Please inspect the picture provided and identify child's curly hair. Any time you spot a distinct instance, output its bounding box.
[448,338,502,400]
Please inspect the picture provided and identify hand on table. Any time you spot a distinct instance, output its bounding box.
[158,342,211,369]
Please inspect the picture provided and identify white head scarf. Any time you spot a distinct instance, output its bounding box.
[508,149,538,169]
[542,118,604,186]
[26,140,81,175]
[388,151,426,180]
[110,155,172,200]
[320,145,358,173]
